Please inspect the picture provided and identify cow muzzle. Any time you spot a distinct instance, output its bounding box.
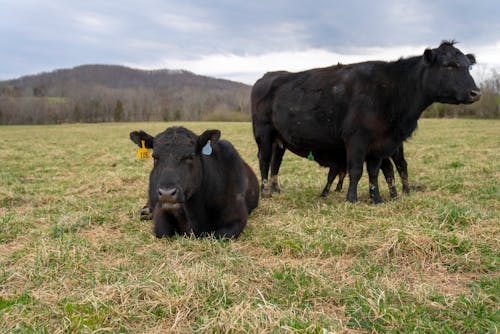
[157,186,184,211]
[468,89,481,103]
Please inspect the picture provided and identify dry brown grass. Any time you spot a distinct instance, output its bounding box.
[0,120,498,333]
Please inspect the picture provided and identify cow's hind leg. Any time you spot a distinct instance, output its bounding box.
[391,145,410,194]
[214,203,248,239]
[334,170,347,192]
[269,140,285,193]
[255,127,274,197]
[366,156,384,204]
[380,158,398,199]
[333,157,348,193]
[214,224,245,239]
[320,165,341,198]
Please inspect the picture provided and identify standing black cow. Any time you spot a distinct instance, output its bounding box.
[130,126,259,239]
[252,71,411,200]
[252,41,480,203]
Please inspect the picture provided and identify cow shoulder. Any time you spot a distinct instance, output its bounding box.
[203,140,245,186]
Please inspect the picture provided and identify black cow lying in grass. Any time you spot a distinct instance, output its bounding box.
[130,126,259,239]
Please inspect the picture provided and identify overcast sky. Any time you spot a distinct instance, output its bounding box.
[1,0,499,84]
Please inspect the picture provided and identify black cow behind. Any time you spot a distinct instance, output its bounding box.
[252,41,480,203]
[130,126,259,239]
[252,69,411,199]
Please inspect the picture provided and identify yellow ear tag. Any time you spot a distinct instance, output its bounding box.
[137,140,151,160]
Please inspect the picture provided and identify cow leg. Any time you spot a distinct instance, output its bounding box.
[255,128,274,197]
[152,204,178,238]
[214,203,248,239]
[366,157,384,204]
[345,144,365,203]
[380,158,398,199]
[140,204,153,220]
[269,141,285,193]
[320,165,341,198]
[334,169,347,192]
[391,145,410,194]
[214,224,245,239]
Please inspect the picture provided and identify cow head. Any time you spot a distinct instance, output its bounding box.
[422,41,480,104]
[130,126,221,212]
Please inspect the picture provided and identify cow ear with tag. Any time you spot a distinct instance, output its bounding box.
[130,130,154,149]
[196,129,221,156]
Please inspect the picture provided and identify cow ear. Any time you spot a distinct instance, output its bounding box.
[466,53,476,65]
[130,130,154,148]
[196,129,221,154]
[424,48,436,64]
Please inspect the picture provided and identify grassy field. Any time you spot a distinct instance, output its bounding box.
[0,119,498,333]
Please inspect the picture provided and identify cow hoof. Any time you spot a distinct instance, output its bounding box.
[346,194,357,203]
[261,183,273,198]
[140,206,153,220]
[270,184,281,193]
[261,189,272,198]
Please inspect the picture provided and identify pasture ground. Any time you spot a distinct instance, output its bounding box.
[0,119,498,333]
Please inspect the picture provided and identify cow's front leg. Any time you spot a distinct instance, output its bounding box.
[152,203,178,238]
[346,168,362,203]
[366,156,384,204]
[140,203,153,220]
[346,150,365,203]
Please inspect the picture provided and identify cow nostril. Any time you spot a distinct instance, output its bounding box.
[470,90,481,98]
[158,187,178,198]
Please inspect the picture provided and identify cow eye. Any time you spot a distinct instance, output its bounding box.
[445,62,459,69]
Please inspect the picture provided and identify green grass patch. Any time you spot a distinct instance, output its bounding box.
[46,96,67,104]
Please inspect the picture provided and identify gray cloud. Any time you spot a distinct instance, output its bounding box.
[0,0,499,82]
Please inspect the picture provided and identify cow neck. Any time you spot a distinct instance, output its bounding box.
[198,154,212,196]
[387,56,433,141]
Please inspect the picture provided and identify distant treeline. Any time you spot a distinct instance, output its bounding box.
[0,65,498,125]
[0,65,251,125]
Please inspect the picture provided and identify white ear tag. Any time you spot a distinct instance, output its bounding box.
[202,140,212,156]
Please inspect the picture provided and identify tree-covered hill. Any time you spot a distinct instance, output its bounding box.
[0,65,251,124]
